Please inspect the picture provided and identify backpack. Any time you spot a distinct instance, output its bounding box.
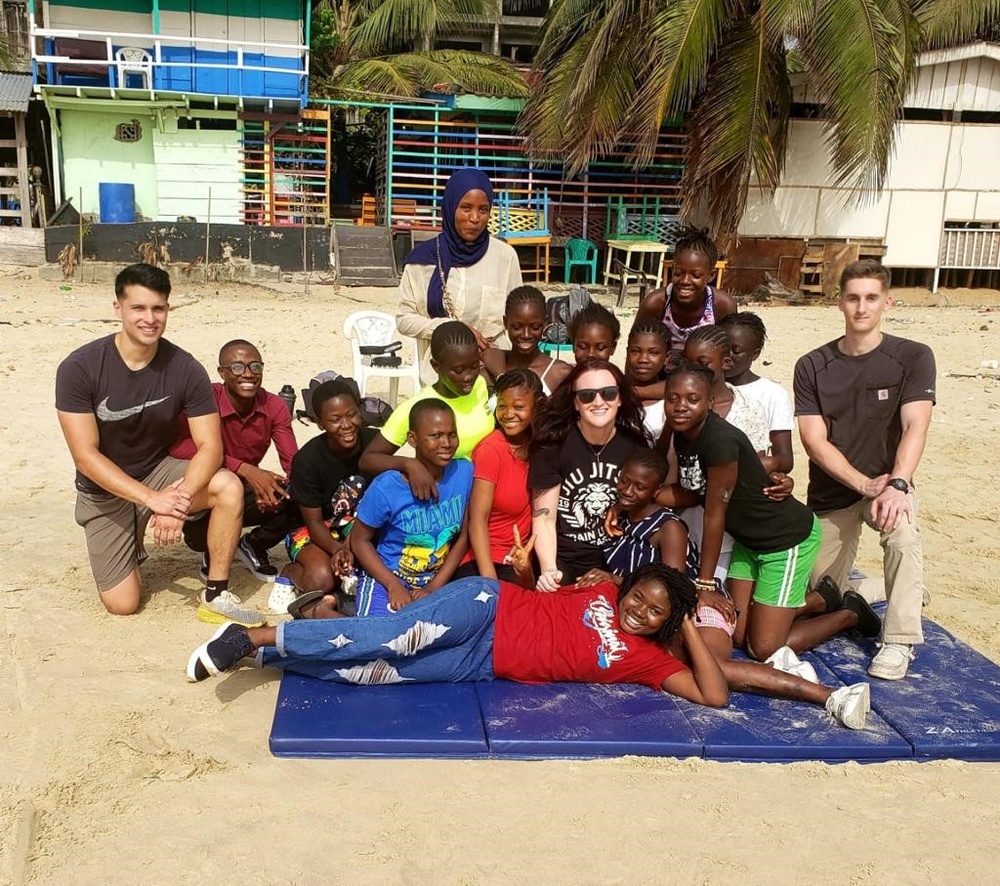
[543,284,593,344]
[300,372,391,427]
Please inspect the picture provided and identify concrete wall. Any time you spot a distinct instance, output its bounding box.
[60,109,158,220]
[737,119,1000,268]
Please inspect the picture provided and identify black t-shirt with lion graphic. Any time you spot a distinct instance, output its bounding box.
[529,426,644,582]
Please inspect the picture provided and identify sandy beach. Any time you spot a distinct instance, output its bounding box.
[1,267,998,884]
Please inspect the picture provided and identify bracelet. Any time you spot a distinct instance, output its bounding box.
[694,578,717,591]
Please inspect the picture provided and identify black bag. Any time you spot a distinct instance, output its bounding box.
[300,372,391,427]
[543,284,593,344]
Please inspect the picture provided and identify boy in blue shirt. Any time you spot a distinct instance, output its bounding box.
[350,399,474,615]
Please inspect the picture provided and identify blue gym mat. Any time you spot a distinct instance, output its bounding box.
[269,612,1000,762]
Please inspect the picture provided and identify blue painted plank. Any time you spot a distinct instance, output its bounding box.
[476,681,704,760]
[679,653,912,763]
[269,673,489,759]
[813,614,1000,761]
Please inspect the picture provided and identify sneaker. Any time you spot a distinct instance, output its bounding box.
[826,682,870,730]
[237,535,278,582]
[267,576,299,615]
[868,643,915,680]
[186,622,256,682]
[197,589,265,628]
[198,553,210,583]
[765,645,819,684]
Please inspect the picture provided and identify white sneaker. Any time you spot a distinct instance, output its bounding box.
[826,683,871,730]
[267,577,299,615]
[197,590,265,628]
[766,645,819,684]
[868,643,915,680]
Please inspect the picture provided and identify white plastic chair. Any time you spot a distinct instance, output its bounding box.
[343,310,421,407]
[116,47,153,89]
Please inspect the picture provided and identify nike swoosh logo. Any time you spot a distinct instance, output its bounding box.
[96,396,170,422]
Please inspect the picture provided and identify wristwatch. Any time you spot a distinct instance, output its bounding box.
[887,477,910,494]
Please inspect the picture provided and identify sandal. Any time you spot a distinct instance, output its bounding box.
[843,590,881,638]
[286,590,326,620]
[814,575,843,613]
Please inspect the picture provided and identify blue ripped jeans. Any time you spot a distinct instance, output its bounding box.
[262,576,500,684]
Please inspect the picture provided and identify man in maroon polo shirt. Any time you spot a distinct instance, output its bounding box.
[172,339,298,583]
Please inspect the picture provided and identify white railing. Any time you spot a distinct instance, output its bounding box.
[940,224,1000,269]
[30,25,309,90]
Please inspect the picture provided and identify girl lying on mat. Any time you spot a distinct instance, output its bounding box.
[186,564,869,728]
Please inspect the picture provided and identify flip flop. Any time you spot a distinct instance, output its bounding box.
[814,575,843,613]
[287,590,326,620]
[843,590,882,638]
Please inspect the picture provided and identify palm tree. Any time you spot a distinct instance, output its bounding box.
[520,0,1000,233]
[310,0,529,100]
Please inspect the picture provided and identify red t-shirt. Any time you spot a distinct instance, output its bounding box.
[492,582,687,690]
[462,429,532,566]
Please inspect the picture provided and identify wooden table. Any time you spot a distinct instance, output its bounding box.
[504,235,551,283]
[603,239,670,290]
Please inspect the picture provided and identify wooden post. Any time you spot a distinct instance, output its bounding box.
[15,115,31,227]
[78,188,84,282]
[204,187,212,282]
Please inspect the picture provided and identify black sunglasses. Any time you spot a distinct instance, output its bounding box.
[221,361,264,376]
[574,385,620,404]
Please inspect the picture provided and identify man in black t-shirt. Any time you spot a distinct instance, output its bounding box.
[55,263,261,626]
[794,260,935,681]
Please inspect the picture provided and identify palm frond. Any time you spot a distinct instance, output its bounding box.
[324,50,529,99]
[913,0,1000,49]
[798,0,914,195]
[349,0,491,56]
[683,5,791,232]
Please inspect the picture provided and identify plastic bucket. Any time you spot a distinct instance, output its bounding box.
[98,182,136,223]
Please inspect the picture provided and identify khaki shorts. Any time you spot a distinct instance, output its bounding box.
[75,456,191,592]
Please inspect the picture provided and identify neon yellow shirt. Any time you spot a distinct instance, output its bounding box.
[380,376,494,460]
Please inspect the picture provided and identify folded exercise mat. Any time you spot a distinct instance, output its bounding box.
[475,681,704,759]
[677,654,912,763]
[269,674,489,758]
[813,614,1000,761]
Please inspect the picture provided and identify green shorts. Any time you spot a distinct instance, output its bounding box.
[727,516,821,608]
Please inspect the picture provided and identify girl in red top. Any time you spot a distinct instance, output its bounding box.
[188,564,731,707]
[455,368,543,587]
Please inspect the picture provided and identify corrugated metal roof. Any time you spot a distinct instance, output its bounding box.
[0,73,33,114]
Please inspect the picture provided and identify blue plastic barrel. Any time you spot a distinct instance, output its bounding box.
[98,183,136,223]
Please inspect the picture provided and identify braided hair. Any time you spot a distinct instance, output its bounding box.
[665,360,715,392]
[719,311,767,351]
[617,563,698,646]
[494,367,544,398]
[672,225,720,267]
[430,320,478,361]
[685,324,731,357]
[504,285,546,319]
[568,300,621,347]
[622,447,668,485]
[627,317,670,348]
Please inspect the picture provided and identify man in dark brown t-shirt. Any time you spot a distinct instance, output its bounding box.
[794,260,935,682]
[55,263,262,626]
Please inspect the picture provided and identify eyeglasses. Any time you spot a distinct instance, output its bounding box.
[221,361,264,376]
[574,386,620,404]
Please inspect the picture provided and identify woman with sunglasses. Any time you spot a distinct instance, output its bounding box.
[529,359,649,590]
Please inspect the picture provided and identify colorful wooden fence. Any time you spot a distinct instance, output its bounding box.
[371,105,686,246]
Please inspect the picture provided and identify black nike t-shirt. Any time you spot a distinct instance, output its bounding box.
[56,335,216,494]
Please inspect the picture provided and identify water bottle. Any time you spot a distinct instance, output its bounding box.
[278,384,296,416]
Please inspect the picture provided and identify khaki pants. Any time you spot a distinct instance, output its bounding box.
[810,493,924,646]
